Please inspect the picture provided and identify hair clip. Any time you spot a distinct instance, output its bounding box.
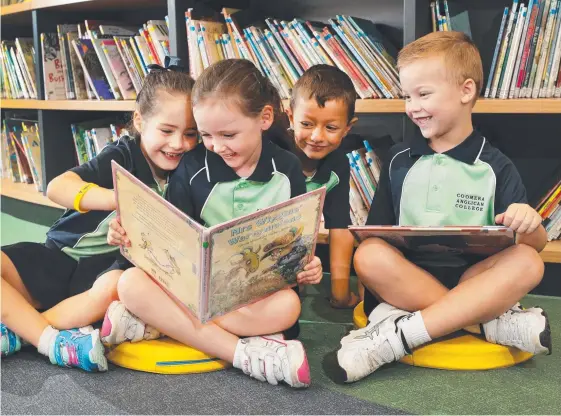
[147,56,187,73]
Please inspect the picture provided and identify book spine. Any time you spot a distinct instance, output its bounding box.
[500,6,526,99]
[490,0,519,98]
[538,1,560,96]
[266,18,303,76]
[532,3,557,97]
[444,0,452,30]
[509,0,533,98]
[523,0,549,96]
[545,6,561,96]
[485,7,509,98]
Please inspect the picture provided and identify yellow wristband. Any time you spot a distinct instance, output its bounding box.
[73,183,99,213]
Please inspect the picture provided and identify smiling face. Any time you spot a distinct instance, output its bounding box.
[400,56,476,145]
[194,97,274,177]
[134,89,198,176]
[287,97,356,161]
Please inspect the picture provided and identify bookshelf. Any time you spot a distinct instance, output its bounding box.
[1,0,560,264]
[0,178,62,208]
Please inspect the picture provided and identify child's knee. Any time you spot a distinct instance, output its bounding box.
[90,270,121,302]
[117,268,150,302]
[512,244,544,287]
[282,288,301,323]
[353,238,398,279]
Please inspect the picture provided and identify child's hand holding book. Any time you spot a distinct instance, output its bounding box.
[495,203,543,235]
[107,217,131,247]
[296,256,323,285]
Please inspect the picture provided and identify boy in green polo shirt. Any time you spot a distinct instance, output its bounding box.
[336,31,551,383]
[285,65,360,308]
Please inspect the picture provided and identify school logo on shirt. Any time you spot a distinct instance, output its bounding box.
[455,193,487,212]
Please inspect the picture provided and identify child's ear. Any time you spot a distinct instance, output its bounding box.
[260,104,275,130]
[460,78,477,104]
[343,116,359,136]
[285,106,294,128]
[133,110,143,133]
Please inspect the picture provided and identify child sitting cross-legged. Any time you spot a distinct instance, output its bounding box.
[336,31,551,383]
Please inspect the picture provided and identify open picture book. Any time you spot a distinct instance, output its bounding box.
[112,161,326,323]
[349,225,515,256]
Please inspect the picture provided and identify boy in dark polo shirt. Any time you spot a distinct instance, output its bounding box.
[336,31,551,383]
[285,64,360,308]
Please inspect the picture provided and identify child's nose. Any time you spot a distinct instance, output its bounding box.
[311,128,322,142]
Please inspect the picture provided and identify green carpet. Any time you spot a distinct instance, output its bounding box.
[2,212,560,414]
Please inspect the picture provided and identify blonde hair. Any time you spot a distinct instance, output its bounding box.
[398,31,483,103]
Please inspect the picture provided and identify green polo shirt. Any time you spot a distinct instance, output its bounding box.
[166,139,307,227]
[367,130,528,227]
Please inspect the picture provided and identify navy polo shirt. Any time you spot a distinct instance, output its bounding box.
[367,129,528,227]
[46,137,163,260]
[305,147,351,229]
[166,138,307,227]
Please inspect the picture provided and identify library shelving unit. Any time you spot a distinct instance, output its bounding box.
[1,0,560,265]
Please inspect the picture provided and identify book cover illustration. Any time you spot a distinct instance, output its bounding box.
[40,33,66,100]
[349,225,515,257]
[113,161,325,323]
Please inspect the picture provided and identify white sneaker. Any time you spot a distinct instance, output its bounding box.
[367,302,408,326]
[234,335,310,388]
[337,316,408,383]
[482,307,551,355]
[100,301,161,346]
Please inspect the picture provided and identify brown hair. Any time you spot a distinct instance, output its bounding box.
[129,69,195,138]
[397,31,483,104]
[290,64,357,122]
[191,59,288,138]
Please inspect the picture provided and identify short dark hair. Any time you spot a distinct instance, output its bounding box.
[290,64,357,122]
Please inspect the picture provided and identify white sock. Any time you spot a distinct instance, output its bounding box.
[397,311,432,350]
[233,339,249,372]
[37,325,59,357]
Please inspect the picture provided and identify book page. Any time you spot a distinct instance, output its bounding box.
[113,163,203,318]
[204,189,324,322]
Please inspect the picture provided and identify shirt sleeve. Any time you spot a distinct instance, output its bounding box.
[165,159,196,217]
[323,164,351,229]
[366,153,396,226]
[494,157,528,216]
[70,144,127,189]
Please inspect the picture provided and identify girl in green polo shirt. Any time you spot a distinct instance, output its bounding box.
[103,59,323,389]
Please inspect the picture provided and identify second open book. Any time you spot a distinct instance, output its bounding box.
[112,161,325,323]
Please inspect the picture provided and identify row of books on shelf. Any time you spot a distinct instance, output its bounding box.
[430,0,473,36]
[484,0,561,99]
[1,19,170,100]
[346,141,381,226]
[1,119,42,191]
[1,115,128,192]
[186,8,401,100]
[537,179,561,241]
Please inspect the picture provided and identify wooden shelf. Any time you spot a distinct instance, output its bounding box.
[1,1,31,16]
[1,99,136,111]
[4,98,559,113]
[316,226,561,263]
[1,178,63,209]
[540,240,561,264]
[1,0,163,15]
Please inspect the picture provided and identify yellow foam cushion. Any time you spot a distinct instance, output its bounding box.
[106,337,227,374]
[353,301,533,370]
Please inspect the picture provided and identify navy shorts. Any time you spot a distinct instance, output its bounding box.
[2,241,118,310]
